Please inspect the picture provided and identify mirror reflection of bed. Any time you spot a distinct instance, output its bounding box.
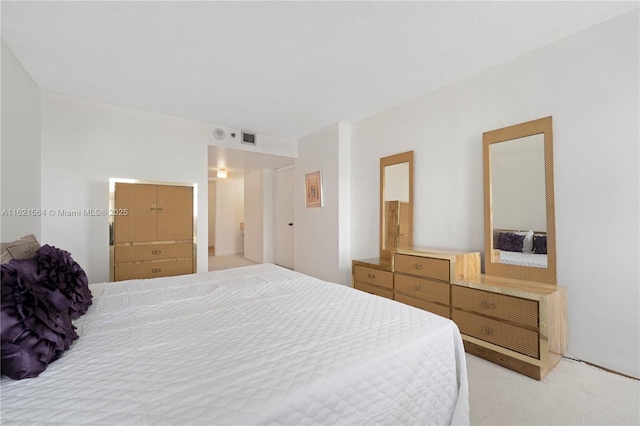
[490,133,548,268]
[484,115,556,284]
[492,229,547,268]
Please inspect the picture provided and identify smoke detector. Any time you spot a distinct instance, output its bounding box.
[213,128,226,140]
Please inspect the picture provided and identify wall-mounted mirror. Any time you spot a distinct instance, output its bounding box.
[483,116,556,284]
[380,151,413,259]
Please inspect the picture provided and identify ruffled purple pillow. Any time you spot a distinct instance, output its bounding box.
[496,232,526,253]
[1,260,78,380]
[534,235,547,254]
[35,245,92,319]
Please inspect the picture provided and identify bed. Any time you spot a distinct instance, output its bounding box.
[1,263,469,425]
[497,250,548,268]
[493,228,548,268]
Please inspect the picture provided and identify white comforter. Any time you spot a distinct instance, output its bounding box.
[1,264,469,425]
[499,251,548,268]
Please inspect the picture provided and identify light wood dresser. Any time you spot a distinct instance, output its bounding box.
[352,257,394,300]
[451,274,567,380]
[352,247,567,380]
[392,248,480,319]
[112,182,195,281]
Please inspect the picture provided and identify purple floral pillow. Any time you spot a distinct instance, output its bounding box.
[1,260,78,380]
[35,245,92,319]
[534,235,547,254]
[496,232,526,253]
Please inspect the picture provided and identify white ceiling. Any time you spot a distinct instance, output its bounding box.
[2,1,637,177]
[207,145,294,180]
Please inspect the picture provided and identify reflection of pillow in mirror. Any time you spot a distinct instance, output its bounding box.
[534,235,547,254]
[497,232,526,253]
[515,230,534,253]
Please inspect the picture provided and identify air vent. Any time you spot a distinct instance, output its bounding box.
[241,131,257,146]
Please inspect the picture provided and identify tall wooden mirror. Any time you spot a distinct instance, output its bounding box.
[380,151,413,259]
[483,116,557,284]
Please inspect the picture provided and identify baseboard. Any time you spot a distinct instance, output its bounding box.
[562,355,639,381]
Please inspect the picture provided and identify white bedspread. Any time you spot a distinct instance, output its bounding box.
[499,251,548,268]
[1,264,469,425]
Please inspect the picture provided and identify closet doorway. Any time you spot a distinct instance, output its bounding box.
[274,166,294,269]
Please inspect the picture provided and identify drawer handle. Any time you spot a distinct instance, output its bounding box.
[151,268,161,273]
[483,326,496,336]
[368,273,375,279]
[414,264,423,270]
[151,204,157,212]
[151,250,162,255]
[414,285,424,291]
[482,301,496,309]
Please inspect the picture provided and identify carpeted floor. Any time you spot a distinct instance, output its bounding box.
[208,254,257,271]
[467,353,640,425]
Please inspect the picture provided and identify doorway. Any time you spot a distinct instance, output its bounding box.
[274,166,294,269]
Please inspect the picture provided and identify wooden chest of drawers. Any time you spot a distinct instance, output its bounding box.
[110,181,195,282]
[113,241,194,281]
[352,258,394,300]
[352,248,481,319]
[451,276,567,380]
[392,249,480,319]
[352,248,567,380]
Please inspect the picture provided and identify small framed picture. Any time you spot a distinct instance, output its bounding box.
[305,171,323,208]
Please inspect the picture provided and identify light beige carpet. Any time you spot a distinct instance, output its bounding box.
[467,353,639,425]
[208,254,257,271]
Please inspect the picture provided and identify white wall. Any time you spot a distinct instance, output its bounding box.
[40,92,296,283]
[351,11,639,378]
[214,178,244,255]
[295,122,351,285]
[244,169,274,263]
[0,40,41,241]
[208,181,216,248]
[384,163,409,202]
[492,135,546,232]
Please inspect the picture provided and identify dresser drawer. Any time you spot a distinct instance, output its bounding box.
[354,265,393,290]
[394,274,449,305]
[394,254,450,282]
[451,285,538,329]
[354,281,393,300]
[452,309,539,359]
[395,293,450,319]
[114,259,193,281]
[115,242,192,263]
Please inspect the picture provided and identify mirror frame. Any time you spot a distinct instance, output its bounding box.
[380,151,414,260]
[483,116,557,284]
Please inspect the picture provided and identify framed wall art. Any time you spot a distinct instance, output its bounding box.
[305,171,323,208]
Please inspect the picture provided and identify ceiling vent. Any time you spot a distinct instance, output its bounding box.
[241,131,257,146]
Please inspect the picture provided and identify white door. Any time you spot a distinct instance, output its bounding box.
[274,166,294,269]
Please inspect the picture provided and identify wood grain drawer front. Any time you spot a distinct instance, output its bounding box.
[394,293,450,319]
[115,242,192,263]
[394,254,450,282]
[114,259,193,281]
[452,309,539,359]
[354,266,393,290]
[354,282,393,300]
[394,274,449,305]
[451,286,538,329]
